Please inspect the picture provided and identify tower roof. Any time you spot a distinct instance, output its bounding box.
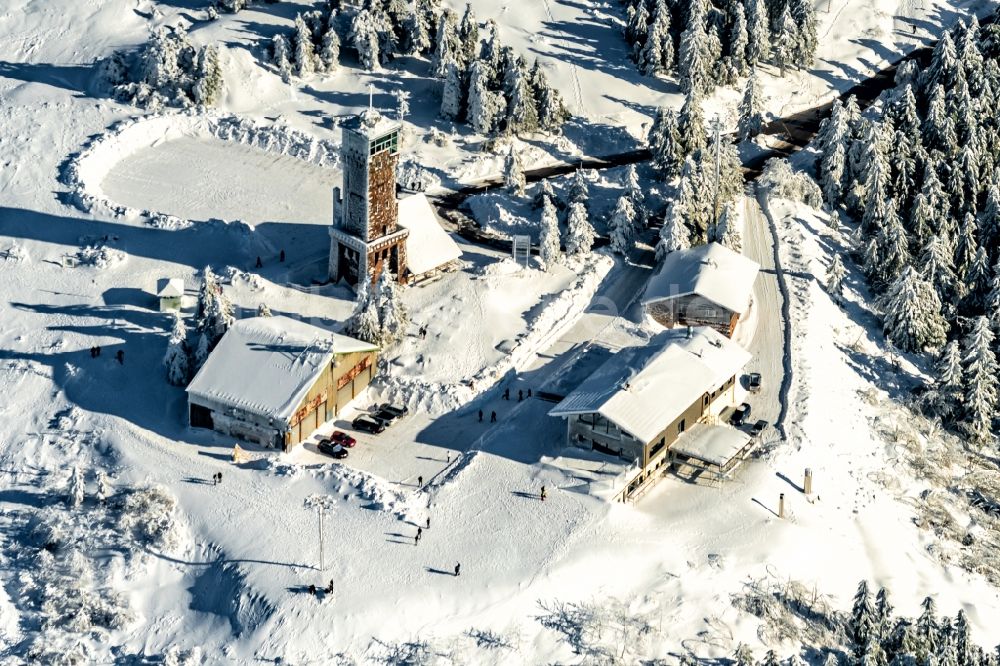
[343,108,400,139]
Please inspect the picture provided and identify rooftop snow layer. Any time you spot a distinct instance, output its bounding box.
[669,423,752,467]
[549,327,751,443]
[186,316,377,424]
[157,278,184,298]
[342,109,400,139]
[397,193,462,276]
[642,243,760,314]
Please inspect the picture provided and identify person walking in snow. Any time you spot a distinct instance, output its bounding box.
[426,516,430,529]
[518,389,523,401]
[217,472,222,485]
[490,411,497,423]
[503,388,509,400]
[279,249,286,262]
[116,349,125,365]
[417,475,423,487]
[527,388,532,398]
[540,486,547,502]
[255,256,262,268]
[478,409,483,422]
[454,563,461,577]
[416,527,423,544]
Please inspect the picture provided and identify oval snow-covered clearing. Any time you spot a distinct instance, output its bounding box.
[101,136,340,227]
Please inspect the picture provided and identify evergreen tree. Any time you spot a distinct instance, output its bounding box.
[987,258,1000,334]
[679,157,709,241]
[533,178,555,210]
[257,303,273,317]
[878,266,949,352]
[458,3,479,67]
[871,200,912,284]
[350,9,382,71]
[648,107,683,177]
[678,88,706,156]
[467,61,504,135]
[196,267,233,347]
[745,0,771,65]
[193,332,211,370]
[759,650,781,666]
[979,184,1000,262]
[430,9,460,78]
[641,0,674,76]
[933,339,964,420]
[505,58,540,135]
[678,6,710,94]
[818,100,851,206]
[348,279,381,346]
[271,34,293,82]
[564,201,595,256]
[719,202,742,251]
[923,85,958,157]
[440,60,464,120]
[920,234,958,304]
[293,14,317,77]
[163,313,190,387]
[539,195,562,270]
[961,315,998,443]
[95,470,112,504]
[656,199,692,260]
[623,164,645,227]
[789,0,817,68]
[569,168,589,208]
[874,588,894,644]
[954,610,973,666]
[318,13,341,72]
[851,580,877,652]
[738,69,764,141]
[773,6,798,75]
[966,246,991,308]
[626,1,651,63]
[193,46,224,106]
[479,19,502,82]
[609,196,637,255]
[393,88,410,122]
[376,269,409,345]
[955,213,980,284]
[530,63,570,133]
[730,4,750,75]
[923,32,960,95]
[403,1,433,55]
[504,149,526,196]
[827,253,847,302]
[66,465,85,508]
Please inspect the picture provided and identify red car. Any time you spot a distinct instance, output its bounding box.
[330,431,357,448]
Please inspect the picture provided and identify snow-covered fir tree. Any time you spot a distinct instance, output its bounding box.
[403,0,433,55]
[163,313,190,387]
[718,202,742,252]
[850,581,877,656]
[504,57,540,135]
[504,149,526,196]
[987,258,1000,333]
[678,88,706,156]
[641,0,674,76]
[678,4,710,95]
[376,269,410,346]
[827,253,847,302]
[609,196,637,256]
[818,100,850,206]
[530,62,569,133]
[533,178,555,210]
[656,199,692,260]
[878,266,948,352]
[737,69,763,141]
[789,0,818,68]
[467,61,504,135]
[564,201,595,257]
[271,34,293,82]
[919,234,958,305]
[257,303,272,317]
[538,195,562,270]
[293,14,317,77]
[440,61,464,120]
[745,0,771,65]
[192,45,224,106]
[193,331,211,370]
[347,279,381,346]
[773,6,798,76]
[569,168,589,208]
[95,471,112,504]
[318,13,341,72]
[648,107,683,177]
[66,465,85,508]
[932,339,964,420]
[458,3,478,66]
[195,267,234,348]
[623,164,645,228]
[350,10,382,71]
[961,315,998,443]
[430,9,460,79]
[730,4,750,76]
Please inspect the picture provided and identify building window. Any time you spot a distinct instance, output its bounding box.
[369,131,399,156]
[578,414,594,426]
[703,395,709,406]
[678,419,686,434]
[648,438,666,460]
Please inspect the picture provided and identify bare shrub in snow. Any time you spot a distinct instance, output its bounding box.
[75,244,126,269]
[731,575,846,646]
[114,485,183,551]
[759,159,823,208]
[535,598,658,662]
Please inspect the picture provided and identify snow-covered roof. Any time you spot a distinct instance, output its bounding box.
[343,109,400,139]
[642,243,760,315]
[669,423,752,467]
[157,278,184,298]
[549,327,751,443]
[186,316,377,424]
[397,193,462,276]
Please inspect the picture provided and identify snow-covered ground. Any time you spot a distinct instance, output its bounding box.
[3,0,1000,662]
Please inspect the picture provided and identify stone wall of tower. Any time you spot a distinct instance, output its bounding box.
[368,150,399,240]
[341,131,370,239]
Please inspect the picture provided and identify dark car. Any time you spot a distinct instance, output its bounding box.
[371,407,399,427]
[317,440,349,459]
[380,403,409,418]
[730,403,752,426]
[352,415,385,434]
[747,372,762,393]
[750,419,769,437]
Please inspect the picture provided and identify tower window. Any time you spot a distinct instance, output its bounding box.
[370,132,399,156]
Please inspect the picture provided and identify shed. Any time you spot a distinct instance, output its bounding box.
[397,193,462,279]
[642,243,759,337]
[157,278,185,312]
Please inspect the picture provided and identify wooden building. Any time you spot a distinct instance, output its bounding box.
[549,326,752,502]
[186,316,378,450]
[641,243,760,338]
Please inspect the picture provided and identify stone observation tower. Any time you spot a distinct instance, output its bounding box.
[328,108,409,286]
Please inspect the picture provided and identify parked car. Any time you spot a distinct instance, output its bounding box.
[380,403,409,418]
[747,372,762,393]
[730,402,752,426]
[330,431,357,448]
[371,407,400,427]
[318,440,349,459]
[750,419,769,437]
[352,415,385,434]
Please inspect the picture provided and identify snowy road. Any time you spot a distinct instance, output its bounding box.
[741,193,788,443]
